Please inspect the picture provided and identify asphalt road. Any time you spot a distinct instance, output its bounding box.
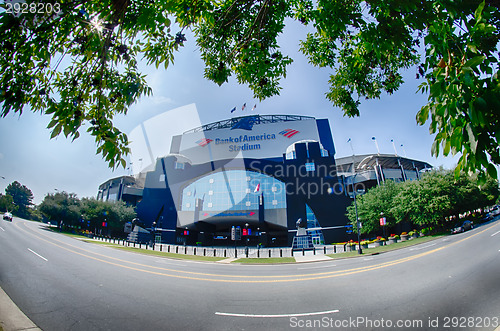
[1,217,499,331]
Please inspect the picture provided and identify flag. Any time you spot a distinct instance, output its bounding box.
[193,187,196,197]
[231,116,257,130]
[230,107,236,113]
[251,104,256,111]
[241,103,246,111]
[254,183,260,193]
[347,138,351,143]
[372,137,376,140]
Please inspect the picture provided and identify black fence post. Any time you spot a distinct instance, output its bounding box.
[280,249,282,257]
[268,249,271,258]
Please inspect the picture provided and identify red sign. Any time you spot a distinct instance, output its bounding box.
[379,217,386,226]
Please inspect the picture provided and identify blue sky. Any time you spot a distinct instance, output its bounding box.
[0,20,461,204]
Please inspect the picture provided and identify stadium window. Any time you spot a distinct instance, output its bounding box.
[159,174,165,182]
[174,162,185,170]
[246,201,251,207]
[321,149,329,157]
[305,162,315,172]
[285,151,296,160]
[208,190,214,196]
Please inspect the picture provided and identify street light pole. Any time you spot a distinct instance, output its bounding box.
[348,138,363,254]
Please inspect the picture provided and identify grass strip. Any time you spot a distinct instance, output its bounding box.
[326,235,444,259]
[113,246,226,261]
[232,257,296,264]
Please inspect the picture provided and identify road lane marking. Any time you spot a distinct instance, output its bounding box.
[14,219,500,283]
[491,230,500,237]
[0,226,5,231]
[363,258,374,261]
[27,248,48,261]
[215,309,339,318]
[410,243,437,251]
[297,264,336,270]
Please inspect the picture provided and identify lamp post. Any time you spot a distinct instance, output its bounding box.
[348,138,363,254]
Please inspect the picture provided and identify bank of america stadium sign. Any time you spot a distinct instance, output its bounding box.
[196,129,300,152]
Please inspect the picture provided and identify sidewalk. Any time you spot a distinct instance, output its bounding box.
[0,287,41,331]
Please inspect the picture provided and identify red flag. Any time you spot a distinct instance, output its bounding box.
[254,183,260,193]
[241,103,247,111]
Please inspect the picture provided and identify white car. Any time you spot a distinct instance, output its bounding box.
[3,212,12,222]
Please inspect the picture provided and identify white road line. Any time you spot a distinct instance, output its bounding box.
[215,309,340,318]
[491,230,500,237]
[410,243,437,251]
[0,226,5,231]
[27,248,48,261]
[297,264,336,270]
[364,258,374,261]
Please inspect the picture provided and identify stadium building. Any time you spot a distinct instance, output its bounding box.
[131,114,352,246]
[98,113,433,247]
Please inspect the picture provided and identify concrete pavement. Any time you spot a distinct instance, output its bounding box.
[0,287,41,331]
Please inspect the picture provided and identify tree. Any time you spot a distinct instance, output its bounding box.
[0,194,17,213]
[80,198,136,236]
[1,0,499,177]
[5,181,34,218]
[347,169,499,235]
[346,180,401,234]
[39,191,81,226]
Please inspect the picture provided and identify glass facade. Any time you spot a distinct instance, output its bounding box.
[306,204,325,246]
[181,170,286,212]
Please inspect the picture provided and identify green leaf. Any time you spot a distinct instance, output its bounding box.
[464,56,486,68]
[50,123,62,139]
[487,163,497,178]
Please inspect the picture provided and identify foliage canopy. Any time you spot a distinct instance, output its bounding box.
[39,191,136,235]
[347,169,499,235]
[5,181,34,218]
[1,0,499,177]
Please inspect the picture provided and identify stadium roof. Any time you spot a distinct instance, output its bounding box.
[183,114,316,134]
[336,154,433,172]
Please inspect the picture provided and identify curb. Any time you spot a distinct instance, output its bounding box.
[0,287,41,331]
